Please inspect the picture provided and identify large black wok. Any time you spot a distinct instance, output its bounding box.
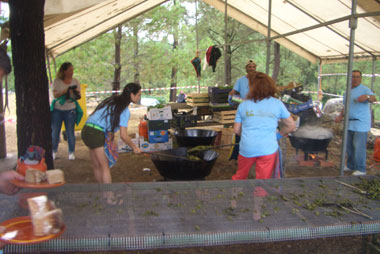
[288,133,332,160]
[151,147,219,180]
[288,126,333,152]
[288,134,332,152]
[174,129,218,148]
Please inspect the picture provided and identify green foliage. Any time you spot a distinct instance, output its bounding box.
[53,32,115,90]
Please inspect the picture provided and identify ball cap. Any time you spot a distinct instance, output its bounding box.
[246,59,256,67]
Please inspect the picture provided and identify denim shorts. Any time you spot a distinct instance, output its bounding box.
[81,125,105,149]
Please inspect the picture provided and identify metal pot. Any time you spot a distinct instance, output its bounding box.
[174,129,218,148]
[288,134,332,152]
[151,147,219,180]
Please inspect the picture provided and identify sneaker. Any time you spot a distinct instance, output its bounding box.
[52,152,57,160]
[68,153,75,160]
[344,166,353,171]
[352,170,366,176]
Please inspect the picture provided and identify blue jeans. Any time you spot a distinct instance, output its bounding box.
[346,130,367,172]
[51,108,77,153]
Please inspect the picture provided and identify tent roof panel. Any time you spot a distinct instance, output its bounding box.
[204,0,380,63]
[44,0,103,15]
[45,0,168,57]
[43,0,380,63]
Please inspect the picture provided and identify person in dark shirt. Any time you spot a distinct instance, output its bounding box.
[177,90,186,103]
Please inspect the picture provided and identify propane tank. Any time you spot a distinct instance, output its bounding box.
[138,118,148,140]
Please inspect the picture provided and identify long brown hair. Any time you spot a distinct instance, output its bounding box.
[246,72,278,102]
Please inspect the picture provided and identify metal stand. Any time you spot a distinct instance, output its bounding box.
[303,149,328,161]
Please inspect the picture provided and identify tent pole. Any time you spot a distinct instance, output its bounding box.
[339,0,358,176]
[52,56,57,76]
[265,0,272,74]
[0,75,5,158]
[195,0,199,50]
[285,1,374,57]
[371,56,376,127]
[224,0,228,85]
[318,60,322,101]
[45,50,53,85]
[195,0,200,93]
[371,56,376,90]
[223,11,380,61]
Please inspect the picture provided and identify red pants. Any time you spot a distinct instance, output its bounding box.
[232,152,278,180]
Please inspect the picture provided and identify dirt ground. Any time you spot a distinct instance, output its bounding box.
[3,94,380,253]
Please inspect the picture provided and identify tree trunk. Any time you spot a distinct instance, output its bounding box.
[9,0,53,169]
[0,78,5,158]
[133,24,140,84]
[169,0,178,102]
[170,40,178,102]
[272,42,280,82]
[112,25,122,93]
[225,45,232,85]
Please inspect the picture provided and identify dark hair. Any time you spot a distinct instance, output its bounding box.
[92,82,141,132]
[57,62,73,80]
[352,70,362,76]
[246,72,278,102]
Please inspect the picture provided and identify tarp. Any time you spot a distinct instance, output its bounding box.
[42,0,380,64]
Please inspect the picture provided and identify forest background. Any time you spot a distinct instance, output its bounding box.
[2,0,380,117]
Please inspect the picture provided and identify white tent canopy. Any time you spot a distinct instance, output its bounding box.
[43,0,380,64]
[204,0,380,64]
[44,0,167,58]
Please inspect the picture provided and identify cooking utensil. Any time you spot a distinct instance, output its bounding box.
[338,205,373,220]
[143,152,190,161]
[143,143,232,161]
[322,202,373,220]
[187,143,237,156]
[335,180,367,194]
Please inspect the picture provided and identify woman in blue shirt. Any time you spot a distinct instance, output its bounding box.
[232,72,296,180]
[81,83,142,185]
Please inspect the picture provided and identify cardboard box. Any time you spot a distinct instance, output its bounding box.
[139,138,173,152]
[147,106,172,120]
[220,128,235,149]
[148,130,169,143]
[118,137,140,153]
[148,119,170,131]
